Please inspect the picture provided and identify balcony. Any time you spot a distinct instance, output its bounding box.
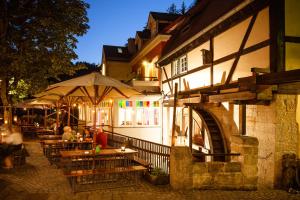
[129,76,160,93]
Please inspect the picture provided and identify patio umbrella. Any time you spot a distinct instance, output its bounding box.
[36,72,141,135]
[14,99,55,127]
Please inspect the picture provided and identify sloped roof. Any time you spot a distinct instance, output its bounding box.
[136,29,151,40]
[150,12,181,22]
[161,0,243,59]
[103,45,131,62]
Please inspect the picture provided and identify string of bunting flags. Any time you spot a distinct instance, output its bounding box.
[118,100,159,108]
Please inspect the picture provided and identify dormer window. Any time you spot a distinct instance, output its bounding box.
[117,48,123,53]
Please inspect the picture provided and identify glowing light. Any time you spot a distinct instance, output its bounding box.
[142,60,149,66]
[4,120,8,124]
[13,116,17,122]
[73,103,77,107]
[23,108,27,111]
[58,111,61,114]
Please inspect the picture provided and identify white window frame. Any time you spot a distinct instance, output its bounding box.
[172,55,188,76]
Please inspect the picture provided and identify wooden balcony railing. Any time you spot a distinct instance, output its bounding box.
[105,131,170,174]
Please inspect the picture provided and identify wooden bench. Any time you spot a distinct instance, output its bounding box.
[65,165,147,192]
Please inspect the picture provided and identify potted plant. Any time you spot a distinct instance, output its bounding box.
[145,167,169,185]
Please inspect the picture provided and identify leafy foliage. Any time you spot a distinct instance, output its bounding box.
[0,0,89,104]
[150,167,167,176]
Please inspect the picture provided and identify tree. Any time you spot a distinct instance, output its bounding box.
[167,3,178,14]
[0,0,89,126]
[57,62,99,82]
[180,1,187,14]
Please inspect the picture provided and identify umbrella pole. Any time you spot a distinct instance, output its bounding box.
[44,108,47,128]
[56,103,60,135]
[27,109,29,125]
[93,105,97,147]
[67,105,71,127]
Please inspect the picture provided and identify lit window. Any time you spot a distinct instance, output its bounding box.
[172,55,188,76]
[117,48,123,53]
[118,100,133,126]
[180,55,187,72]
[172,59,180,76]
[136,101,159,126]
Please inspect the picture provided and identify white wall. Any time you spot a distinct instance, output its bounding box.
[113,127,162,144]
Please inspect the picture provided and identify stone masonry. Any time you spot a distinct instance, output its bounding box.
[170,138,258,190]
[246,94,299,188]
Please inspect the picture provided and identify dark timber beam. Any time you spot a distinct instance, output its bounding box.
[225,13,257,85]
[209,91,256,103]
[269,0,285,72]
[239,105,246,136]
[278,82,300,94]
[257,69,300,85]
[210,37,214,86]
[162,67,173,95]
[285,36,300,43]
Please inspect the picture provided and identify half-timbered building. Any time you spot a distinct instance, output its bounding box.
[158,0,300,189]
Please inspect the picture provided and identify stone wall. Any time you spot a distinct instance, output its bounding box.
[246,94,299,188]
[170,147,193,190]
[274,95,298,188]
[193,162,244,190]
[171,136,258,190]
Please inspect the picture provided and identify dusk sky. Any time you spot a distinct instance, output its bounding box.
[75,0,193,65]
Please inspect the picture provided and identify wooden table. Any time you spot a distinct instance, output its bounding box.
[60,148,137,158]
[36,129,54,135]
[38,135,62,140]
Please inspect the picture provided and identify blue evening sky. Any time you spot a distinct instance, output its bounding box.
[75,0,193,64]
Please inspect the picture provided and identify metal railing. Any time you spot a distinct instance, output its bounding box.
[105,131,170,174]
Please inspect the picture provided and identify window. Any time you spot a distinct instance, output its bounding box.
[172,55,188,76]
[118,100,133,126]
[172,59,180,76]
[118,100,160,127]
[180,56,187,72]
[136,101,160,126]
[117,48,123,53]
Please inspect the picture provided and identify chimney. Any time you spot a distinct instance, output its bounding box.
[127,38,136,54]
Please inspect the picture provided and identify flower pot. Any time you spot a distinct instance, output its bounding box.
[145,172,169,185]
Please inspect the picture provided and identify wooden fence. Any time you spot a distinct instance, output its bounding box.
[105,131,170,174]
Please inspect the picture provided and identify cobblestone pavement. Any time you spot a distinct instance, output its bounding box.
[0,140,300,200]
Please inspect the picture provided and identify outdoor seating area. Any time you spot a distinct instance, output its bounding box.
[36,128,148,193]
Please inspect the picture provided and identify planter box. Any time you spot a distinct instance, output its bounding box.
[145,172,169,185]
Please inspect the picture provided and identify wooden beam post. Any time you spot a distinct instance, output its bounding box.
[44,108,47,128]
[225,13,257,85]
[239,104,246,135]
[163,67,173,95]
[210,37,214,86]
[269,0,285,72]
[171,83,178,146]
[188,106,193,152]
